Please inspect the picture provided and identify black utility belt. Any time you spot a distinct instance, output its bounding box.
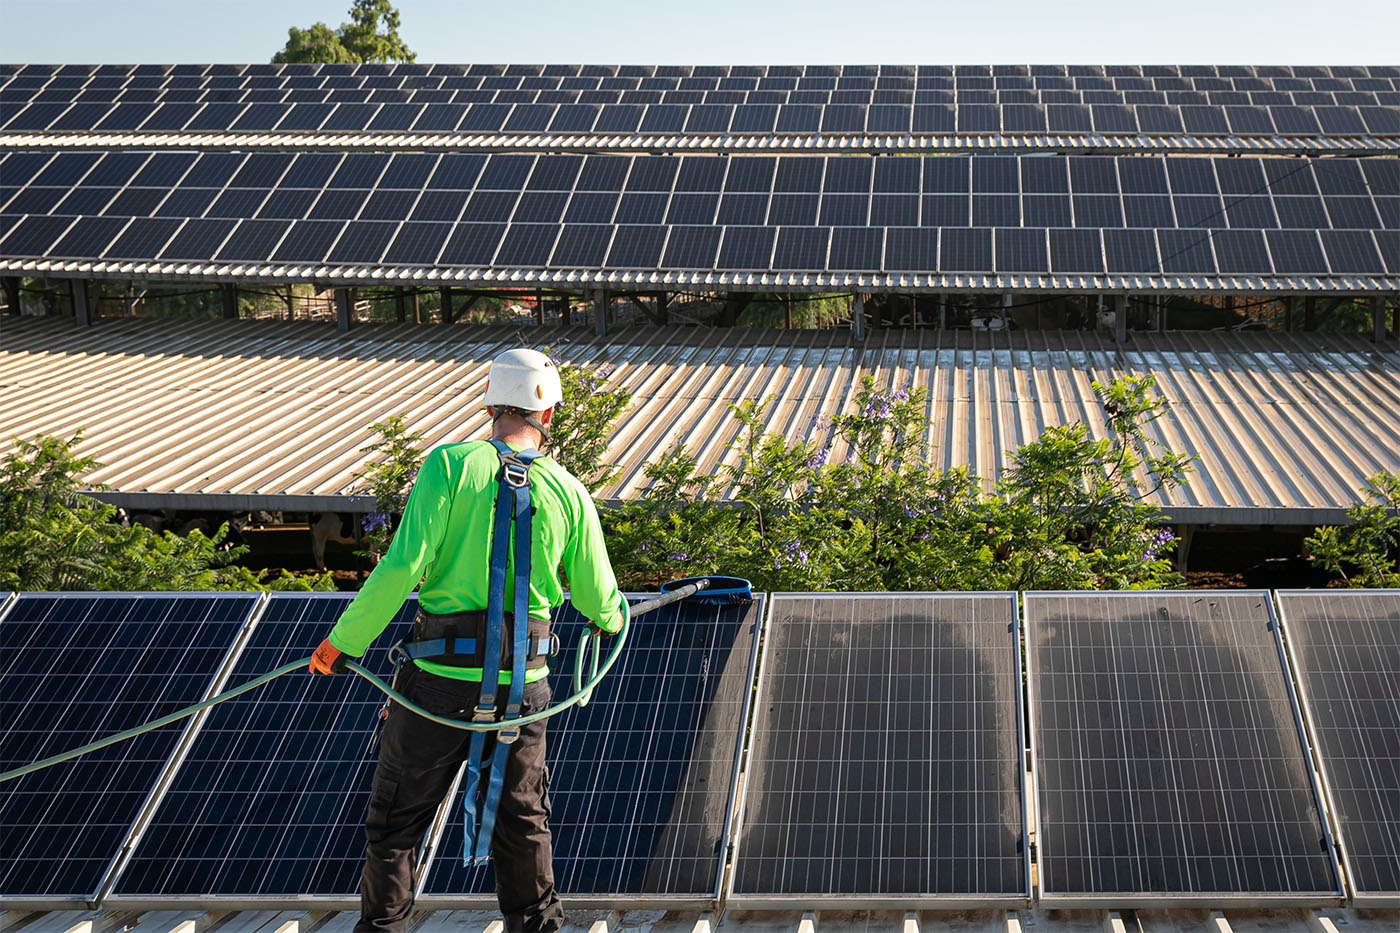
[397,608,556,670]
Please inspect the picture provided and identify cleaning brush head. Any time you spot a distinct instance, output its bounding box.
[661,575,754,604]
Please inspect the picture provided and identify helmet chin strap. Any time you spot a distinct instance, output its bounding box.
[492,405,550,442]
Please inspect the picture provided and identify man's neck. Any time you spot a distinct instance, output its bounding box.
[491,425,543,449]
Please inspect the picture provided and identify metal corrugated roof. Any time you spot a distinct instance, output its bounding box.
[4,132,1398,154]
[1,319,1396,523]
[1,260,1394,295]
[4,906,1398,933]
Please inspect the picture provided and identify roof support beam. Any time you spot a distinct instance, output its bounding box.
[334,288,351,332]
[1372,296,1388,342]
[2,276,20,316]
[852,293,866,341]
[594,288,608,337]
[1116,294,1128,343]
[220,284,238,320]
[66,278,92,326]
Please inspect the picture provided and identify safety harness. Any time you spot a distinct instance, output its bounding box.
[389,438,544,866]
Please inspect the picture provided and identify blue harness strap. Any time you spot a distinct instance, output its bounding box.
[461,440,541,866]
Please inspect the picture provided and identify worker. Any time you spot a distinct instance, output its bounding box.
[309,347,627,932]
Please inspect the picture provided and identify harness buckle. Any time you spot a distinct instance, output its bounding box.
[388,640,410,667]
[548,632,560,657]
[499,459,530,488]
[497,725,521,745]
[473,707,497,724]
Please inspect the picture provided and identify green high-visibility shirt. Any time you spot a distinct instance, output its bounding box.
[326,439,626,683]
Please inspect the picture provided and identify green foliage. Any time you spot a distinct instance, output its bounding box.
[544,354,632,493]
[271,22,355,64]
[0,434,334,591]
[603,374,1192,592]
[352,415,426,559]
[273,0,415,64]
[1306,470,1400,587]
[737,294,852,328]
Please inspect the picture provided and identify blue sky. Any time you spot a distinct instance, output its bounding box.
[3,0,1398,64]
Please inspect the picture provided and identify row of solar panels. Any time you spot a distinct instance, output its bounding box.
[6,98,1398,140]
[11,63,1397,80]
[2,589,1396,910]
[2,152,1394,279]
[9,150,1394,199]
[4,217,1392,278]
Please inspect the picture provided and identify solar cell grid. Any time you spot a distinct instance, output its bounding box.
[1026,592,1342,902]
[422,596,762,903]
[111,594,415,899]
[1276,591,1400,903]
[0,593,259,900]
[730,594,1028,903]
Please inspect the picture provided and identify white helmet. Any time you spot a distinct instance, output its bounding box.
[484,348,563,412]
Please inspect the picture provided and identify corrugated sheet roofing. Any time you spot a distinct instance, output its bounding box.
[1,318,1395,523]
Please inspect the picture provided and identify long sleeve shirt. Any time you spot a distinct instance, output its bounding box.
[326,439,626,683]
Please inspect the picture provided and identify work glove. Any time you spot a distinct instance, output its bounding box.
[310,638,348,675]
[586,621,616,638]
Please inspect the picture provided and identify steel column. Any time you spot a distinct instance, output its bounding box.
[1373,296,1387,342]
[220,283,238,320]
[852,293,866,341]
[334,288,352,332]
[67,279,91,326]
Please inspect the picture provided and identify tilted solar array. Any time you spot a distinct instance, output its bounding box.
[421,595,764,907]
[108,593,415,902]
[730,594,1029,907]
[1275,590,1400,905]
[2,64,1397,153]
[1025,592,1342,905]
[0,593,261,906]
[1,149,1395,290]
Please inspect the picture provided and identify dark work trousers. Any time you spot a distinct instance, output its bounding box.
[355,663,564,933]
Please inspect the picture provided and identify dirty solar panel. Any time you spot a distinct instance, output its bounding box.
[422,594,762,902]
[1025,591,1342,901]
[1275,590,1400,902]
[730,593,1028,902]
[0,593,259,901]
[111,593,416,899]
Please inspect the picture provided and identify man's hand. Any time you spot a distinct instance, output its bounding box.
[310,638,348,675]
[586,621,615,638]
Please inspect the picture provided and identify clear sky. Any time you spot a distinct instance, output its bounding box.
[2,0,1397,65]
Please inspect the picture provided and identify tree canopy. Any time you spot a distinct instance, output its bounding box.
[272,0,415,64]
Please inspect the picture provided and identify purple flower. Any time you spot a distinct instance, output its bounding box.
[806,448,830,470]
[669,550,688,562]
[363,512,390,533]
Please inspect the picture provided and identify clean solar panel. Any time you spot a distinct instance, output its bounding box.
[110,594,415,899]
[0,593,260,901]
[1025,591,1342,903]
[729,594,1028,904]
[1275,590,1400,904]
[420,595,763,905]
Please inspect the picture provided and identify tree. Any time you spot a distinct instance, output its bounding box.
[273,1,415,64]
[0,433,334,591]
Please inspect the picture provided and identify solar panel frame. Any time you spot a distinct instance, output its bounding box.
[1275,590,1400,905]
[0,592,265,907]
[1024,591,1344,907]
[417,594,766,909]
[105,593,416,904]
[726,592,1030,908]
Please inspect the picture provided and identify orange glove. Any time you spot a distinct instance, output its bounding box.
[310,638,348,675]
[586,621,615,638]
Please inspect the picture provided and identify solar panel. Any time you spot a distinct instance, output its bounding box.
[419,595,763,906]
[109,594,415,900]
[729,593,1028,905]
[0,593,260,902]
[1025,592,1342,904]
[1275,590,1400,904]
